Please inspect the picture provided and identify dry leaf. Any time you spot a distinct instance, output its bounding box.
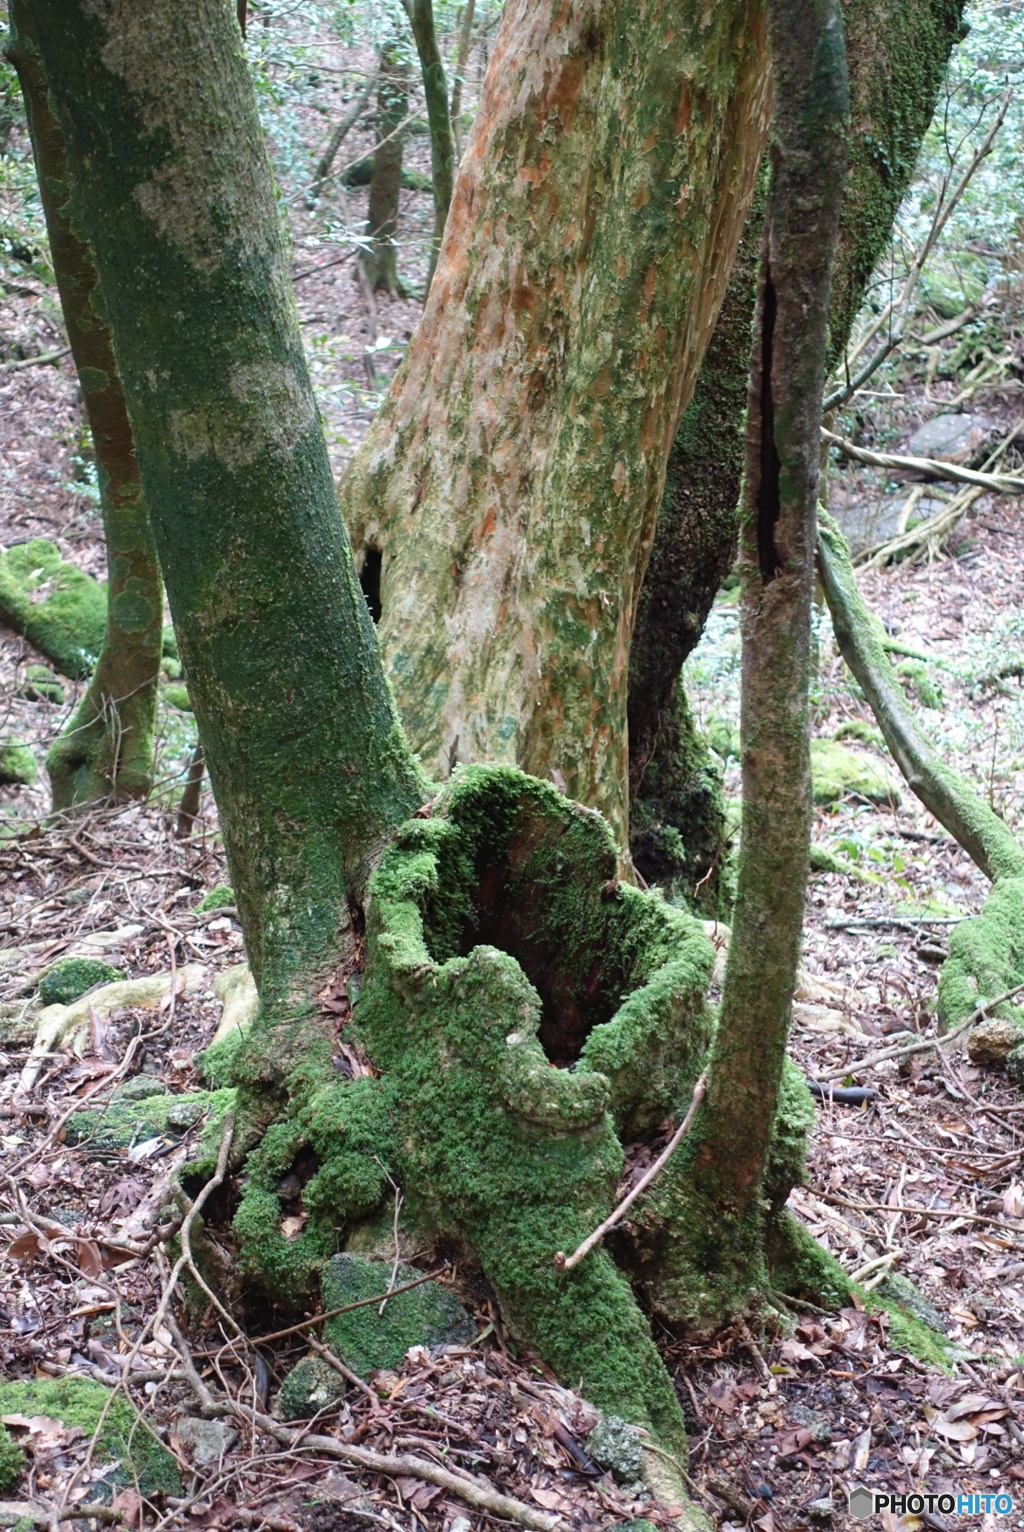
[1002,1184,1024,1219]
[530,1487,566,1510]
[73,1238,103,1279]
[5,1230,42,1262]
[932,1418,978,1442]
[111,1488,143,1528]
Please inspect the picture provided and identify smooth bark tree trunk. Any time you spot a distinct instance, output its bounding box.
[31,0,426,1015]
[403,0,455,288]
[628,0,968,890]
[8,1,163,810]
[448,0,475,148]
[360,47,409,299]
[342,0,771,847]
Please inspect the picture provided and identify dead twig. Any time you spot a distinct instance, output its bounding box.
[818,979,1024,1083]
[554,1072,706,1271]
[821,428,1024,496]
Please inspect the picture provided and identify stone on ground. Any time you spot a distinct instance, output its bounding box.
[322,1255,474,1377]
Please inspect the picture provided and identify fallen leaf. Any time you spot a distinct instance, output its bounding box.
[932,1418,978,1442]
[111,1489,143,1528]
[5,1230,42,1262]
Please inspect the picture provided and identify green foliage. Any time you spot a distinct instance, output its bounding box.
[0,539,105,678]
[0,1425,23,1491]
[196,885,234,912]
[0,744,36,786]
[0,1377,180,1495]
[38,956,124,1005]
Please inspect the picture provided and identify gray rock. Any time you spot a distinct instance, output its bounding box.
[586,1415,645,1484]
[829,485,947,557]
[808,1498,836,1521]
[0,999,38,1048]
[1007,1043,1024,1087]
[906,413,993,464]
[322,1254,474,1377]
[967,1016,1024,1064]
[790,1403,831,1444]
[165,1099,206,1129]
[172,1416,237,1465]
[277,1357,347,1420]
[877,1272,946,1334]
[112,1075,169,1103]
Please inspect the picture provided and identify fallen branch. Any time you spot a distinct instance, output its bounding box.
[0,345,70,374]
[818,979,1024,1084]
[0,1502,120,1526]
[822,428,1024,496]
[554,1072,706,1272]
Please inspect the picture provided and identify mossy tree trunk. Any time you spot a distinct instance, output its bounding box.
[360,45,409,299]
[31,0,426,1024]
[402,0,455,288]
[628,0,967,890]
[342,0,771,847]
[7,1,163,810]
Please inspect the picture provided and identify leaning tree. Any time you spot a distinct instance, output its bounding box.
[28,0,950,1510]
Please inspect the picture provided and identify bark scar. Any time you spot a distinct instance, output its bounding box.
[756,266,782,583]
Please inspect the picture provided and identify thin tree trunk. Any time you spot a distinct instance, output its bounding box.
[31,0,426,1010]
[308,68,378,205]
[360,48,408,298]
[7,2,163,811]
[448,0,475,146]
[402,0,455,288]
[342,0,771,847]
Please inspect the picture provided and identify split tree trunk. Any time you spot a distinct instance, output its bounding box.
[342,0,771,847]
[360,47,409,299]
[628,0,969,890]
[8,1,163,810]
[31,0,426,1015]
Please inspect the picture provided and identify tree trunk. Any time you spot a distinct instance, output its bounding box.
[628,0,967,891]
[7,1,163,810]
[622,0,850,1332]
[342,0,771,847]
[360,47,408,299]
[448,0,475,148]
[31,0,426,1015]
[403,0,455,288]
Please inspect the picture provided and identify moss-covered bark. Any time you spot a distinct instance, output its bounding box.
[342,0,771,846]
[7,1,162,808]
[361,46,408,298]
[403,0,455,287]
[32,0,426,1013]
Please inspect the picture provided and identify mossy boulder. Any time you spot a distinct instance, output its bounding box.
[277,1357,347,1420]
[938,876,1024,1033]
[18,663,65,704]
[0,1376,180,1495]
[38,956,125,1006]
[323,1255,474,1377]
[196,884,234,912]
[586,1415,645,1485]
[0,745,37,786]
[0,1423,23,1491]
[810,739,901,808]
[64,1086,235,1150]
[0,539,106,678]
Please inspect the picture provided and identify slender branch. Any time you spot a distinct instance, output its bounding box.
[822,428,1024,496]
[817,979,1024,1083]
[308,68,378,203]
[0,345,70,373]
[554,1072,706,1272]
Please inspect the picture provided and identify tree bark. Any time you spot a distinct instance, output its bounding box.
[342,0,771,847]
[7,1,163,810]
[360,47,409,299]
[448,0,475,148]
[402,0,455,288]
[31,0,426,1007]
[628,0,967,888]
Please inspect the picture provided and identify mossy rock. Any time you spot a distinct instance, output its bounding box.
[833,719,884,749]
[894,659,941,710]
[0,745,37,787]
[18,663,65,704]
[65,1086,235,1150]
[277,1356,347,1420]
[586,1415,645,1484]
[196,884,234,912]
[38,956,125,1006]
[810,739,901,808]
[163,683,193,712]
[876,1272,946,1335]
[0,1376,180,1495]
[938,876,1024,1033]
[0,1423,22,1491]
[111,1074,170,1103]
[0,539,106,678]
[322,1255,474,1376]
[0,998,38,1048]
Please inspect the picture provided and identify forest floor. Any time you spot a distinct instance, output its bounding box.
[3,165,1024,1532]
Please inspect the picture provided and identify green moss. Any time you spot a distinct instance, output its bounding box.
[163,683,193,712]
[810,739,901,807]
[0,1424,23,1491]
[872,1291,953,1369]
[19,664,65,703]
[65,1087,235,1151]
[809,843,867,880]
[277,1357,346,1420]
[0,745,36,786]
[0,1376,180,1494]
[833,719,884,749]
[0,539,106,677]
[768,1209,854,1311]
[894,659,942,710]
[38,956,124,1006]
[196,884,234,912]
[938,876,1024,1030]
[322,1255,473,1375]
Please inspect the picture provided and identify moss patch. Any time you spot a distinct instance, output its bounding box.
[322,1255,474,1376]
[196,885,234,912]
[0,745,36,786]
[0,1376,180,1495]
[939,876,1024,1036]
[39,956,125,1006]
[0,1424,23,1491]
[65,1087,235,1151]
[0,539,106,678]
[810,739,901,808]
